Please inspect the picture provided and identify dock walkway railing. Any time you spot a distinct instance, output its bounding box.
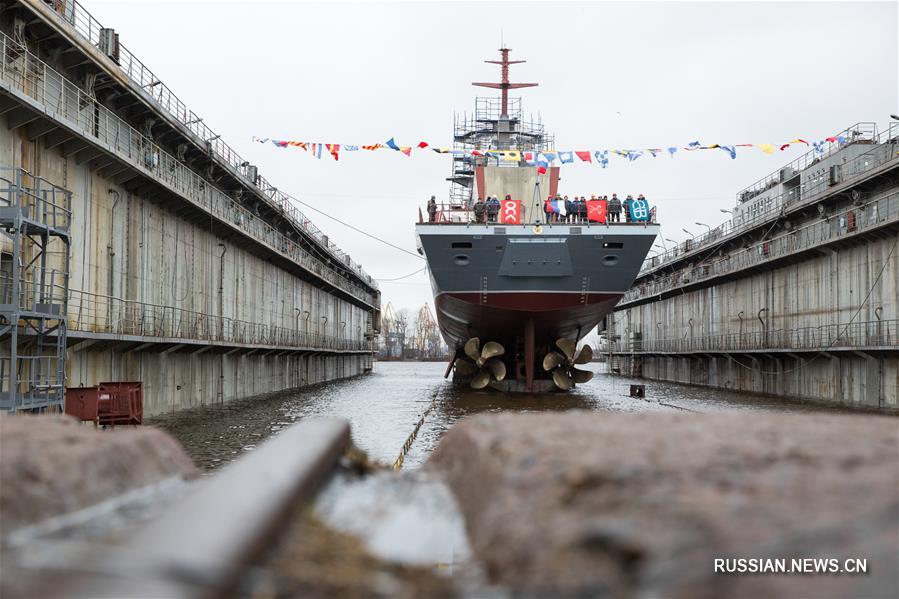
[67,289,368,352]
[640,123,899,277]
[28,0,374,288]
[0,32,377,308]
[623,191,899,305]
[613,319,898,354]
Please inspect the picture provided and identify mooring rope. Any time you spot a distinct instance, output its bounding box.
[392,388,441,470]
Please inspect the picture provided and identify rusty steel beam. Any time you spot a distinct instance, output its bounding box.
[48,418,350,598]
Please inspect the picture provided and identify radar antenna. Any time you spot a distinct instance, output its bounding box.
[472,48,538,117]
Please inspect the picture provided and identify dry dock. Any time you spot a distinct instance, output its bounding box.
[0,0,380,414]
[608,123,898,409]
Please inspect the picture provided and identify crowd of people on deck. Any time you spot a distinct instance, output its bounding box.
[424,193,651,224]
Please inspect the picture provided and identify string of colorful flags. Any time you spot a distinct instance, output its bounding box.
[251,134,849,166]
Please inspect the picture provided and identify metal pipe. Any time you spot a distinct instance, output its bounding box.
[106,190,121,332]
[758,308,768,347]
[218,243,227,338]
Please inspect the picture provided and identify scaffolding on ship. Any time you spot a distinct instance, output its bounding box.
[447,49,555,207]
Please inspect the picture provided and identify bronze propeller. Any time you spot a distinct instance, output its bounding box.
[542,338,594,390]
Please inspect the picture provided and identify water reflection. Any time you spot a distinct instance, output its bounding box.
[150,361,876,472]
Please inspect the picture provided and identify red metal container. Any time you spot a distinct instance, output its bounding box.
[64,382,143,426]
[64,387,100,422]
[97,382,143,426]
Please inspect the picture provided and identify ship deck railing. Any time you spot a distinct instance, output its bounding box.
[417,203,659,225]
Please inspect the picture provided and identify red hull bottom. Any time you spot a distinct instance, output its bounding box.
[435,291,621,351]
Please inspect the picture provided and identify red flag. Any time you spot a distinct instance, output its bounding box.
[537,166,547,175]
[779,144,790,151]
[499,199,522,224]
[417,141,429,149]
[587,200,607,223]
[575,151,592,163]
[326,143,340,161]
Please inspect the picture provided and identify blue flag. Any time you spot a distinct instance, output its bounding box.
[628,198,650,222]
[558,151,574,164]
[385,138,400,151]
[594,150,609,168]
[719,145,736,159]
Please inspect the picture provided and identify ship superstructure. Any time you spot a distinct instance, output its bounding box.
[416,49,660,391]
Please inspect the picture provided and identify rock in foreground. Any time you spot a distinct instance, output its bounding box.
[428,411,899,598]
[0,414,197,535]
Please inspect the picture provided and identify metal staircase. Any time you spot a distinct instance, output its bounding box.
[0,168,71,412]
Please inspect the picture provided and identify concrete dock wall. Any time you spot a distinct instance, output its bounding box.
[67,351,370,415]
[0,5,379,415]
[609,129,898,409]
[0,115,374,415]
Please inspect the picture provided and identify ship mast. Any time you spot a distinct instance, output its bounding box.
[472,48,538,117]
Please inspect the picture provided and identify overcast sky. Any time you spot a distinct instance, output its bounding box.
[87,0,897,313]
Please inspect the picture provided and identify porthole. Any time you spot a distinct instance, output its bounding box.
[454,254,470,266]
[602,255,619,266]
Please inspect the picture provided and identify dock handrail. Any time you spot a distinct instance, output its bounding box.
[612,319,898,354]
[735,123,878,203]
[624,191,899,305]
[0,32,376,307]
[66,289,369,352]
[640,125,899,277]
[19,0,375,290]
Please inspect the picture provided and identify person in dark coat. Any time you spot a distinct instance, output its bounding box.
[486,195,500,222]
[473,197,486,223]
[427,195,437,223]
[608,193,622,222]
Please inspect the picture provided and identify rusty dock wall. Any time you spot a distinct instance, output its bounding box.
[609,123,899,409]
[0,0,380,415]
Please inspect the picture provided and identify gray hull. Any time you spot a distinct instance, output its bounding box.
[416,222,659,349]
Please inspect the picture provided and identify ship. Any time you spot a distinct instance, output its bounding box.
[415,48,660,391]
